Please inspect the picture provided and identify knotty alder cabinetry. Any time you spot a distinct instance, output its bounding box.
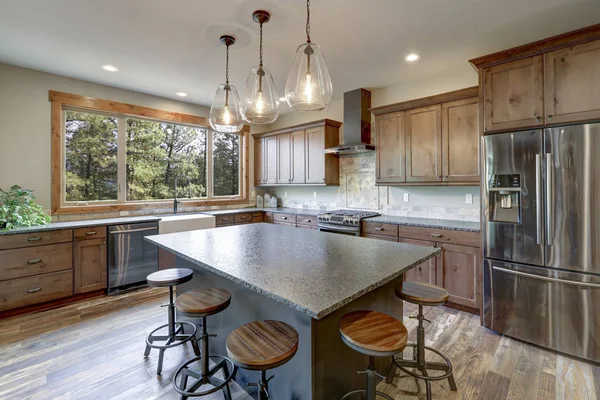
[361,221,482,313]
[372,87,480,186]
[470,25,600,133]
[253,119,341,186]
[73,226,107,294]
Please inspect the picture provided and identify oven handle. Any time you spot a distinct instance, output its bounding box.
[317,223,360,233]
[110,227,158,235]
[493,266,600,288]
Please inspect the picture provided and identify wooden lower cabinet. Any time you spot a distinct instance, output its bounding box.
[0,270,73,312]
[438,243,481,311]
[361,234,397,242]
[400,238,438,285]
[74,238,107,294]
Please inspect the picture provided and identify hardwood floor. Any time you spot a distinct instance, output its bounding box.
[0,288,598,400]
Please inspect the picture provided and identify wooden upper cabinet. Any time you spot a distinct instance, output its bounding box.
[254,138,264,185]
[442,97,480,182]
[263,136,277,185]
[545,39,600,124]
[483,56,544,132]
[305,127,326,184]
[291,130,306,184]
[406,105,442,182]
[375,112,405,184]
[74,238,107,294]
[276,133,292,184]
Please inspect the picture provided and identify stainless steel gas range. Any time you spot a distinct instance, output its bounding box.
[317,210,381,236]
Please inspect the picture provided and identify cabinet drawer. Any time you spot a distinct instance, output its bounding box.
[234,213,253,224]
[252,212,264,223]
[397,226,480,248]
[361,234,398,242]
[74,226,107,241]
[0,243,73,281]
[361,222,399,238]
[264,212,274,223]
[215,214,235,226]
[0,270,74,312]
[296,215,318,227]
[0,230,73,251]
[273,213,296,224]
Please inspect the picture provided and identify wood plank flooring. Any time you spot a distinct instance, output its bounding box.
[0,287,598,399]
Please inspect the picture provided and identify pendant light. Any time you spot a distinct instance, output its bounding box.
[209,35,244,133]
[242,10,279,124]
[285,0,333,111]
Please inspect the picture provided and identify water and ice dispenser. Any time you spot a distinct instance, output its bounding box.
[488,174,521,224]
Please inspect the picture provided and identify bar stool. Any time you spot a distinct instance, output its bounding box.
[172,288,235,400]
[144,268,200,376]
[386,281,458,400]
[226,320,298,400]
[339,310,408,400]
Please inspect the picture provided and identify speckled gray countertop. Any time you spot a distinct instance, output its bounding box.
[0,215,162,236]
[364,215,480,232]
[145,223,440,319]
[201,207,321,217]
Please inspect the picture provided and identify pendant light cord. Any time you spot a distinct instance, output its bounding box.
[225,42,230,85]
[259,21,264,67]
[306,0,311,43]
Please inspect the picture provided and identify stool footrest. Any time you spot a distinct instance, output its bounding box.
[172,355,235,398]
[392,344,454,382]
[340,389,394,400]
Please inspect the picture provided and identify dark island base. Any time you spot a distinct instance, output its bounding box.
[176,257,405,399]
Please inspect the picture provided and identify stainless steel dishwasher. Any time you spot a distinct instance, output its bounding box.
[108,221,159,294]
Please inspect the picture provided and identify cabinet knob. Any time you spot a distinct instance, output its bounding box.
[102,241,106,245]
[547,115,553,121]
[533,116,541,123]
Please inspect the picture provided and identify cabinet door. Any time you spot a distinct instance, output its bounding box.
[545,39,600,124]
[442,97,480,182]
[74,238,107,294]
[483,56,544,132]
[375,112,405,184]
[264,136,277,184]
[400,238,437,284]
[254,138,264,185]
[406,105,442,182]
[438,243,480,310]
[291,130,306,184]
[276,133,292,184]
[305,127,325,184]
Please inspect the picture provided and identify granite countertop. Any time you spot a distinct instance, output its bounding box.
[364,215,481,232]
[0,215,162,236]
[145,223,440,320]
[200,207,321,217]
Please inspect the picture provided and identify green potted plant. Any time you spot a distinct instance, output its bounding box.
[0,185,52,231]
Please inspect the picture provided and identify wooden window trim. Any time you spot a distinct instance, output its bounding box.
[50,90,250,215]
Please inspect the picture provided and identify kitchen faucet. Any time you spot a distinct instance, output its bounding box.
[173,175,192,214]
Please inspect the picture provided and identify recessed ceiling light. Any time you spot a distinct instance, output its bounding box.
[404,53,421,62]
[101,65,119,72]
[176,92,188,97]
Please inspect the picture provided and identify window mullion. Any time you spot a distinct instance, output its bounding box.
[117,118,126,203]
[207,130,214,200]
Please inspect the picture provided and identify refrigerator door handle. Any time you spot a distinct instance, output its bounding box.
[535,154,543,245]
[493,265,600,288]
[546,153,553,245]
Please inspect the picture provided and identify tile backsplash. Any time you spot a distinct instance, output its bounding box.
[262,152,480,222]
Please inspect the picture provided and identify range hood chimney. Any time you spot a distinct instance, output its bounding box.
[325,88,374,154]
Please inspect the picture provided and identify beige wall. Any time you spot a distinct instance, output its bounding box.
[0,63,259,211]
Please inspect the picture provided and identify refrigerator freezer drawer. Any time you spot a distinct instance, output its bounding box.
[483,259,600,363]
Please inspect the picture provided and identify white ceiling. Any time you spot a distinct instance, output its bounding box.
[0,0,598,109]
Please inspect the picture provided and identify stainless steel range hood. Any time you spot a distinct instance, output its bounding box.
[325,88,374,154]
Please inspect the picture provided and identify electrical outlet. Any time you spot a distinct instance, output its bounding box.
[466,194,473,204]
[313,191,317,199]
[251,190,255,197]
[119,211,130,216]
[403,193,409,202]
[284,191,288,198]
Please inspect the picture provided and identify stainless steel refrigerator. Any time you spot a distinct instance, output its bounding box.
[483,123,600,363]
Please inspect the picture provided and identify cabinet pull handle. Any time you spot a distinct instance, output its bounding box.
[222,217,229,221]
[240,216,248,220]
[547,115,553,121]
[27,259,42,265]
[27,237,42,242]
[304,219,311,223]
[85,231,97,236]
[534,116,541,123]
[26,288,42,294]
[375,227,384,231]
[431,233,442,238]
[281,216,288,220]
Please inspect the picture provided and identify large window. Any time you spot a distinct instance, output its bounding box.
[51,91,248,213]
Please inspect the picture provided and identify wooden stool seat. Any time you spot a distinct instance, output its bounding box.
[226,320,299,371]
[339,310,408,357]
[146,268,193,287]
[395,281,449,306]
[175,288,231,316]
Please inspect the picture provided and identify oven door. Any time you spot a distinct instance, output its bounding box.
[317,223,360,236]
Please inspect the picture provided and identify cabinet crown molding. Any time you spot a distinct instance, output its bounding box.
[370,87,479,116]
[252,119,342,138]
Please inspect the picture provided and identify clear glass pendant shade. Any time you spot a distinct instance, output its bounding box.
[242,66,279,124]
[285,42,333,111]
[209,84,244,133]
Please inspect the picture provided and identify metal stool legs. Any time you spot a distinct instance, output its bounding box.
[172,316,235,400]
[144,286,200,375]
[340,356,393,400]
[386,305,457,399]
[246,370,274,400]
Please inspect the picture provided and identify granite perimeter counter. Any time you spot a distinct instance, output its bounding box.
[146,223,439,399]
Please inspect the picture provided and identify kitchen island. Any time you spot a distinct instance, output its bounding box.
[146,223,440,399]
